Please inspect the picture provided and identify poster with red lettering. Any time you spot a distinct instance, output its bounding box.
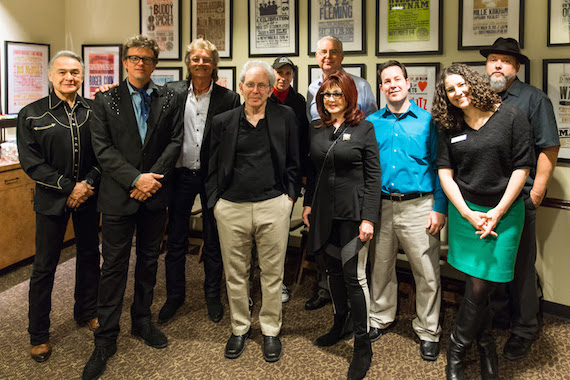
[140,0,181,60]
[4,41,50,114]
[377,62,439,112]
[82,45,123,99]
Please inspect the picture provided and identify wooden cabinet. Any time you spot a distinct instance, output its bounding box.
[0,163,74,270]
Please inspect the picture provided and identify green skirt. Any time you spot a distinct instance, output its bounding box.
[447,198,525,283]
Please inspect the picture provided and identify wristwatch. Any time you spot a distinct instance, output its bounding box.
[85,178,94,186]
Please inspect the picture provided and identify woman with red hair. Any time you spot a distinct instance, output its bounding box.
[302,71,381,380]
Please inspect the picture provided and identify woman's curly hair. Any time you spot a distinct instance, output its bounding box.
[432,63,501,131]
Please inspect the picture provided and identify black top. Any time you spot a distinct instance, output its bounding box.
[222,112,283,202]
[269,85,310,176]
[17,92,101,215]
[305,119,382,253]
[437,103,534,207]
[498,78,560,197]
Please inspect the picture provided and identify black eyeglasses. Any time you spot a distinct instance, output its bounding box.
[321,92,343,100]
[126,55,157,65]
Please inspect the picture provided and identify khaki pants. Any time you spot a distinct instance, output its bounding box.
[214,194,292,336]
[369,195,442,341]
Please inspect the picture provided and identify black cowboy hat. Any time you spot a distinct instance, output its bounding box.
[480,37,529,64]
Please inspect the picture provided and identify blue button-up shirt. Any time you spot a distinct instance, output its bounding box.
[366,99,446,214]
[126,80,158,144]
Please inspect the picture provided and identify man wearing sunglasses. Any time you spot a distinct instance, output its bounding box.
[82,35,183,380]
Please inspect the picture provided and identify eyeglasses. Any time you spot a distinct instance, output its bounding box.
[126,55,157,65]
[244,82,269,90]
[190,56,214,64]
[321,92,343,100]
[317,49,340,57]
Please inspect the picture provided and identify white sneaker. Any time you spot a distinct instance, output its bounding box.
[281,284,290,303]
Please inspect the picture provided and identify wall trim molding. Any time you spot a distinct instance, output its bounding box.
[542,197,570,211]
[543,300,570,320]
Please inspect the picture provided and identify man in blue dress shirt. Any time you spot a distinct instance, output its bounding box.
[366,60,446,361]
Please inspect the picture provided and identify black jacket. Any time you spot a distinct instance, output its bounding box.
[90,80,183,215]
[165,80,241,179]
[206,101,301,209]
[17,92,101,215]
[304,120,381,254]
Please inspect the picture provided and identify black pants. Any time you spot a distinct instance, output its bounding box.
[29,206,100,345]
[325,220,369,337]
[491,198,539,339]
[94,207,166,345]
[165,168,223,300]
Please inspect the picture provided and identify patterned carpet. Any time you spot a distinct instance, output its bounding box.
[1,244,569,380]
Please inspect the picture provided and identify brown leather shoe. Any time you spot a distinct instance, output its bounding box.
[30,342,52,362]
[77,317,100,332]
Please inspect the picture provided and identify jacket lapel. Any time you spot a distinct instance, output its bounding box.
[118,82,142,148]
[220,107,241,181]
[143,88,163,149]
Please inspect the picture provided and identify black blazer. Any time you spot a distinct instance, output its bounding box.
[91,80,183,215]
[206,101,301,209]
[165,80,241,178]
[304,119,381,253]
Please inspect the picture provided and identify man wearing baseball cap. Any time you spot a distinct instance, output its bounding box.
[481,37,560,361]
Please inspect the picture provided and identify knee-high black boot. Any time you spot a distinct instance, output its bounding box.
[477,306,498,379]
[446,297,485,380]
[315,257,353,347]
[347,334,372,380]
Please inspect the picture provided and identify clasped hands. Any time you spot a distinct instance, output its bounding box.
[466,208,503,239]
[130,173,164,201]
[66,180,95,208]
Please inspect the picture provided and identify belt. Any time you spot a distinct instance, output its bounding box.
[179,167,200,176]
[381,191,433,201]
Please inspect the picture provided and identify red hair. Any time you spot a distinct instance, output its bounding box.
[316,71,364,127]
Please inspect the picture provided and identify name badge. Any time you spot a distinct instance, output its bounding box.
[451,134,467,143]
[343,133,351,141]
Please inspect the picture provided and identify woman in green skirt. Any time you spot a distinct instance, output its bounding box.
[432,64,534,380]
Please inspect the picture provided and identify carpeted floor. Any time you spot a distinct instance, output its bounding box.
[1,244,569,380]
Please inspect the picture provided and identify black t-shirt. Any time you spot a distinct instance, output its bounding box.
[437,103,534,207]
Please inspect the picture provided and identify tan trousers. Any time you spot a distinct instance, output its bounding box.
[214,194,292,337]
[369,195,442,341]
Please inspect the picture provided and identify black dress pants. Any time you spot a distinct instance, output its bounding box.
[94,207,166,345]
[165,168,223,300]
[29,205,100,345]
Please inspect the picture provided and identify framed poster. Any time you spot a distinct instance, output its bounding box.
[548,0,570,46]
[82,44,123,99]
[308,64,366,84]
[457,61,529,83]
[543,59,570,163]
[308,0,366,54]
[216,66,236,91]
[4,41,50,114]
[459,0,524,50]
[151,67,182,85]
[140,0,181,60]
[376,63,440,111]
[248,0,299,56]
[376,0,443,56]
[192,0,233,59]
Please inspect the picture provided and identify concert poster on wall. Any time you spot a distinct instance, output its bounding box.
[544,59,570,162]
[248,0,299,56]
[140,0,181,60]
[308,0,366,54]
[82,45,123,100]
[548,0,570,46]
[216,66,236,91]
[377,63,439,111]
[192,0,233,58]
[4,41,50,114]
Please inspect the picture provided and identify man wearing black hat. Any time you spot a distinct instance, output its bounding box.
[481,37,560,361]
[269,57,310,303]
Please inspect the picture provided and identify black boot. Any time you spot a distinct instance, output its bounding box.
[347,334,372,380]
[446,298,484,380]
[477,307,498,380]
[315,311,353,347]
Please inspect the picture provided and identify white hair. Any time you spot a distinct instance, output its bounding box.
[239,60,275,87]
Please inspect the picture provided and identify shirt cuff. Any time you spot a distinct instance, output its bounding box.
[131,174,142,188]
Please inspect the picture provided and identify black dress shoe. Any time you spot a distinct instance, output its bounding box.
[158,298,184,323]
[206,296,223,323]
[305,295,331,310]
[503,333,534,361]
[369,320,396,342]
[225,329,251,359]
[420,340,440,361]
[82,344,117,380]
[263,335,282,363]
[131,322,168,349]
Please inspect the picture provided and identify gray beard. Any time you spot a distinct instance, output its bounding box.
[488,72,516,92]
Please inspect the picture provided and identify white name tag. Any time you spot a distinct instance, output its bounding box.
[343,133,351,141]
[451,134,467,143]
